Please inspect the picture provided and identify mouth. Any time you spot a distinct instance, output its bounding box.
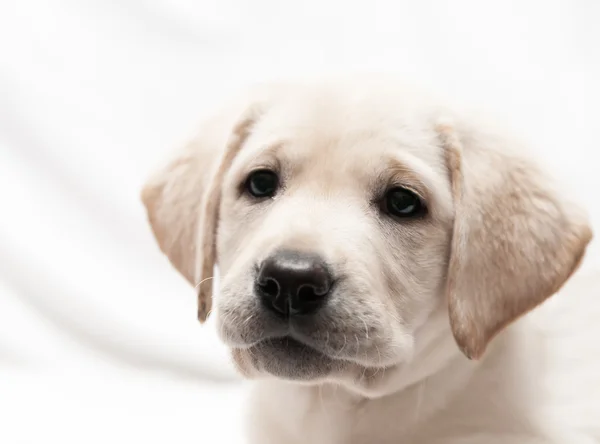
[244,336,341,380]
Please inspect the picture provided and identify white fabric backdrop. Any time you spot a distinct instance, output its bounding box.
[1,1,599,443]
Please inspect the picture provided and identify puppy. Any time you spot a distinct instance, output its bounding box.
[141,78,598,443]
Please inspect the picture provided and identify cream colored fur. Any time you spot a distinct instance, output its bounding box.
[142,77,600,444]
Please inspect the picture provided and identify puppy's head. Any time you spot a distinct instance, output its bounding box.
[142,81,592,394]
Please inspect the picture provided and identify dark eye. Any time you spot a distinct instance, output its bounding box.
[245,169,279,198]
[382,187,425,218]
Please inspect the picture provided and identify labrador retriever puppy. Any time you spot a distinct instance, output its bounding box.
[141,77,599,443]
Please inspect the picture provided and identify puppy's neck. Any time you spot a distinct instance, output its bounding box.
[248,343,477,444]
[248,310,504,443]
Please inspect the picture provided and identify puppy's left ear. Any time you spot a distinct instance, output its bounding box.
[438,120,593,360]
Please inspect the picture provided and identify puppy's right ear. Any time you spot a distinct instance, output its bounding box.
[141,111,232,286]
[194,107,263,321]
[141,87,276,321]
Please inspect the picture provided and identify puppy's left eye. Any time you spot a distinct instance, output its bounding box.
[381,187,425,218]
[245,169,279,198]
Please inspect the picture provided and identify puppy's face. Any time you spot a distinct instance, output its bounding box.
[215,96,454,383]
[142,81,591,396]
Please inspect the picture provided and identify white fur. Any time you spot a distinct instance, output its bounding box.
[246,272,600,443]
[142,77,600,444]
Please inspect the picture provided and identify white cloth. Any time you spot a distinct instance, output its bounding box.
[0,1,599,442]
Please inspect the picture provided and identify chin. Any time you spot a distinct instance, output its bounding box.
[232,336,355,382]
[251,337,343,381]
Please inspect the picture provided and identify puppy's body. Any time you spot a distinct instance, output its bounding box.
[142,77,599,443]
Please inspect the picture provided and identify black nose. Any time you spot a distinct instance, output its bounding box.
[255,250,333,317]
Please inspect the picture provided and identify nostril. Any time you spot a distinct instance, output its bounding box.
[258,278,280,298]
[297,284,327,302]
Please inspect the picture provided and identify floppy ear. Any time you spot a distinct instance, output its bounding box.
[194,108,261,321]
[141,96,265,322]
[438,121,592,360]
[141,140,215,286]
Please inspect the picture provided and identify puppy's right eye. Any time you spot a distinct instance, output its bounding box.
[381,187,426,219]
[245,169,279,198]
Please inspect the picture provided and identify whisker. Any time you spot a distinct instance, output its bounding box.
[362,318,369,340]
[194,276,214,290]
[334,334,348,358]
[242,313,255,327]
[371,345,383,378]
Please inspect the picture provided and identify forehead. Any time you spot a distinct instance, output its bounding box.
[243,88,446,173]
